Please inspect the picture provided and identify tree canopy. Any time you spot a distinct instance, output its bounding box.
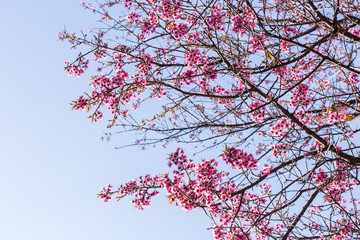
[61,0,360,238]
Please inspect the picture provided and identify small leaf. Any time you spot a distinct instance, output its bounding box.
[167,194,175,205]
[343,115,355,122]
[265,50,273,59]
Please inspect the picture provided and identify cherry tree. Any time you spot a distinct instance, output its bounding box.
[60,0,360,238]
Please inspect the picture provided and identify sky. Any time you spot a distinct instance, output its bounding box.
[0,1,213,239]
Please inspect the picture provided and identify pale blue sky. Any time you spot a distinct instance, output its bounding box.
[0,1,212,239]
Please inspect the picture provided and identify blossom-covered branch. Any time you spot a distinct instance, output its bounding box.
[62,0,360,238]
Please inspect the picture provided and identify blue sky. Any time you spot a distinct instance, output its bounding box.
[0,1,212,239]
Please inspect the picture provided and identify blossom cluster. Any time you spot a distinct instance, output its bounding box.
[248,100,267,122]
[168,23,189,40]
[64,57,89,77]
[184,48,204,69]
[270,144,288,157]
[158,0,183,21]
[73,96,89,111]
[206,4,224,31]
[289,83,312,108]
[313,168,329,184]
[248,34,268,53]
[324,105,352,124]
[231,15,246,37]
[270,118,291,137]
[222,146,258,170]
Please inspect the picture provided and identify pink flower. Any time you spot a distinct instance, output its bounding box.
[222,146,258,170]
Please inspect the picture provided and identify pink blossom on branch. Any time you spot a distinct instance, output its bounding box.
[62,0,360,238]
